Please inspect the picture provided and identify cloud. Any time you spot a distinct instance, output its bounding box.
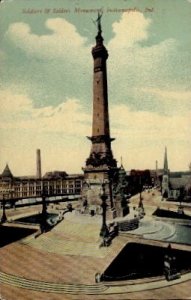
[140,88,191,114]
[5,18,89,61]
[4,18,92,107]
[108,11,151,50]
[0,88,91,175]
[0,88,90,136]
[0,50,6,61]
[0,89,32,114]
[5,13,190,116]
[110,103,190,171]
[110,104,190,142]
[1,88,189,140]
[0,88,190,174]
[106,12,190,115]
[1,12,190,174]
[141,88,191,102]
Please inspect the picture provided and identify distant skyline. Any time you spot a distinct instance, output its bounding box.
[0,0,190,176]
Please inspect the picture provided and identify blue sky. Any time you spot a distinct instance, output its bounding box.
[0,0,191,175]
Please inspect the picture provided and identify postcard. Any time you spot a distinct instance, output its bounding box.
[0,0,191,299]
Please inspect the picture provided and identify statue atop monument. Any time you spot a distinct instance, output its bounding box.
[95,12,103,35]
[93,12,104,46]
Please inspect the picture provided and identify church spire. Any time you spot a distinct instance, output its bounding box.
[120,156,124,169]
[164,146,168,175]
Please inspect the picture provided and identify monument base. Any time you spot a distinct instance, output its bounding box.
[79,166,119,220]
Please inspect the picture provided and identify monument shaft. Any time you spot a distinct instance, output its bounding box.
[81,16,118,218]
[86,23,116,169]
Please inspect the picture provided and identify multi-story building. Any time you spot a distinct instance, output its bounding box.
[0,164,84,201]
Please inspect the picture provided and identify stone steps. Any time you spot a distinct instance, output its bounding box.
[144,222,176,240]
[118,218,139,231]
[0,271,107,294]
[20,233,106,258]
[119,220,176,242]
[53,219,100,243]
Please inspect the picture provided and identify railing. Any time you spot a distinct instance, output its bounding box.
[0,192,81,202]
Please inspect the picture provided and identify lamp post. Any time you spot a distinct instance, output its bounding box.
[139,175,142,202]
[138,176,145,218]
[109,174,114,209]
[100,183,109,238]
[138,175,143,209]
[42,193,47,216]
[0,189,14,223]
[178,186,184,214]
[1,195,7,223]
[41,182,48,232]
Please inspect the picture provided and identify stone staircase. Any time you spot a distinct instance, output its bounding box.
[119,220,176,242]
[20,233,105,258]
[117,218,139,231]
[19,216,117,259]
[53,219,100,243]
[0,271,107,295]
[144,222,176,241]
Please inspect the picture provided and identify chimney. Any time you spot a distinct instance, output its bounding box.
[156,160,158,173]
[36,149,42,179]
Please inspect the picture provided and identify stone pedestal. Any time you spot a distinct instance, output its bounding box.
[80,166,118,220]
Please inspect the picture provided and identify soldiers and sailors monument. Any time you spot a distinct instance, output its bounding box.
[80,13,125,219]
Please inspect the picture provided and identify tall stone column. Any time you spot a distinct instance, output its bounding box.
[82,14,118,219]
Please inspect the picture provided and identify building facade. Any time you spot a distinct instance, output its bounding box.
[161,148,191,201]
[0,164,83,202]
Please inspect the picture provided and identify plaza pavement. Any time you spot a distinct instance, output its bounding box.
[0,192,191,299]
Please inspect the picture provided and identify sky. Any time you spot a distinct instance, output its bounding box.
[0,0,190,176]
